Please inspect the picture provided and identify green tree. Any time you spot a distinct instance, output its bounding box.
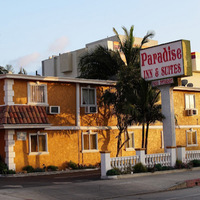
[132,79,164,153]
[0,66,8,74]
[79,45,122,80]
[79,25,164,156]
[5,65,14,74]
[18,67,27,75]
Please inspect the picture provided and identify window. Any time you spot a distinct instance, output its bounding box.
[29,132,48,154]
[185,94,195,109]
[82,131,98,152]
[28,82,48,105]
[186,129,198,146]
[125,132,134,150]
[81,87,96,106]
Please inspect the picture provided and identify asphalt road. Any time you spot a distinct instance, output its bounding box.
[0,169,199,200]
[0,169,101,188]
[117,187,200,200]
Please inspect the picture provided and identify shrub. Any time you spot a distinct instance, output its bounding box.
[47,165,58,171]
[22,165,34,173]
[175,160,192,169]
[175,160,182,169]
[0,161,8,174]
[106,168,121,176]
[68,161,78,169]
[133,163,147,173]
[122,166,133,174]
[154,164,162,171]
[161,166,173,171]
[7,169,16,174]
[190,160,200,167]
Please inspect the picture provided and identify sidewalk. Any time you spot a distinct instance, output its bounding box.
[103,167,200,195]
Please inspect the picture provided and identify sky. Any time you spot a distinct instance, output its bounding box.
[1,0,200,75]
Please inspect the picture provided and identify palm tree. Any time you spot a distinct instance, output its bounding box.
[79,45,122,80]
[79,25,163,156]
[5,65,14,74]
[103,26,157,156]
[18,67,27,75]
[133,79,164,153]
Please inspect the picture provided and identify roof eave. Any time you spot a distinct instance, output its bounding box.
[0,124,51,130]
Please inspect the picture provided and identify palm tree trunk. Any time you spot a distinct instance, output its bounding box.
[145,122,149,154]
[116,130,122,157]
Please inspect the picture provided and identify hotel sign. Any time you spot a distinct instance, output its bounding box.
[140,40,192,81]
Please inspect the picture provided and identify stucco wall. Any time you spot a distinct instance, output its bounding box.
[13,127,166,172]
[47,82,76,126]
[13,79,28,104]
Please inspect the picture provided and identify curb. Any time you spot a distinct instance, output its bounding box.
[0,168,100,178]
[103,167,200,180]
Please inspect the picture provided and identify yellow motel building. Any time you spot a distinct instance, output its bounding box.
[0,61,200,172]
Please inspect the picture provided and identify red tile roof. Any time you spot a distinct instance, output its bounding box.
[0,105,50,125]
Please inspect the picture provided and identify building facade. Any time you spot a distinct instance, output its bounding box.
[42,35,158,78]
[0,71,200,171]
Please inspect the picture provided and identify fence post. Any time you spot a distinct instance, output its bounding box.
[166,146,176,166]
[135,148,146,165]
[100,151,111,178]
[177,146,186,163]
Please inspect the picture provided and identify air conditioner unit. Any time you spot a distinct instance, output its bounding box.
[85,106,97,114]
[186,109,198,116]
[49,106,60,114]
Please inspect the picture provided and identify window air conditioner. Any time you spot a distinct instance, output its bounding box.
[49,106,60,114]
[186,109,198,116]
[85,106,97,114]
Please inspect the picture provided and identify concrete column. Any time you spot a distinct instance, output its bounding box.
[4,130,15,170]
[167,146,176,167]
[177,146,186,163]
[100,151,111,178]
[159,85,176,152]
[135,148,146,165]
[4,79,14,105]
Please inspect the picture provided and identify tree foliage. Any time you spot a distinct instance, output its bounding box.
[79,45,122,80]
[0,66,8,74]
[18,67,27,75]
[5,65,14,73]
[79,25,164,156]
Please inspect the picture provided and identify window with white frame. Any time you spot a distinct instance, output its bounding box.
[185,94,195,109]
[81,87,96,106]
[125,132,134,150]
[28,82,47,104]
[29,132,48,154]
[82,131,98,152]
[186,129,198,146]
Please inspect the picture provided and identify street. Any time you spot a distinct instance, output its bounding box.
[0,170,199,199]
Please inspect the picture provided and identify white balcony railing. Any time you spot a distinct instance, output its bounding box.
[145,153,171,168]
[186,150,200,162]
[111,155,139,171]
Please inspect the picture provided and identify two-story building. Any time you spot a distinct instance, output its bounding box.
[1,68,200,172]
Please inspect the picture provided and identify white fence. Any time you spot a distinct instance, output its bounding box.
[186,150,200,162]
[101,147,200,178]
[145,153,171,168]
[111,155,139,171]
